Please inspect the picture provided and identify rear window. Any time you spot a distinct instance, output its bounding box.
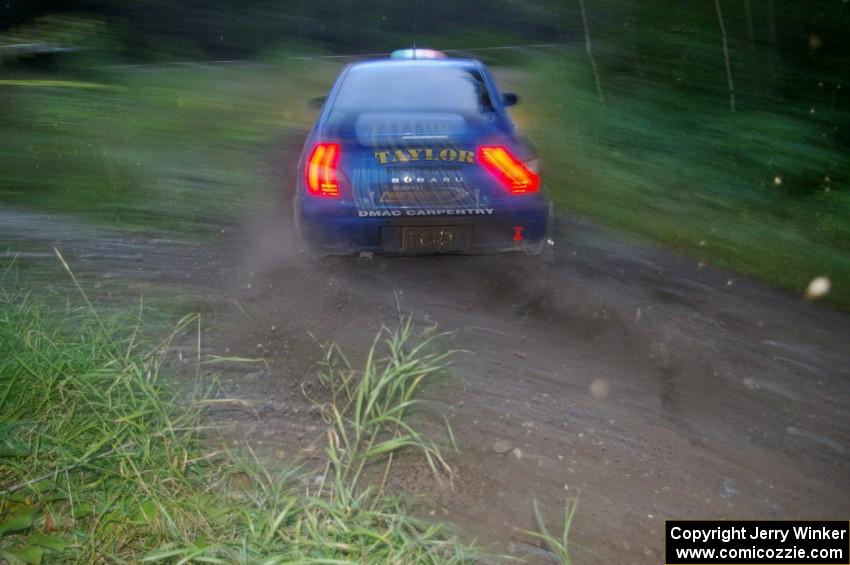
[329,65,495,116]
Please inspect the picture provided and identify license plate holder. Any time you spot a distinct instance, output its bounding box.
[402,226,464,253]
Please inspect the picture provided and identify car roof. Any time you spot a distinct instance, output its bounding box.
[345,58,483,73]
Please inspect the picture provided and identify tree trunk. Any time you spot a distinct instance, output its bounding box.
[578,0,605,103]
[714,0,736,111]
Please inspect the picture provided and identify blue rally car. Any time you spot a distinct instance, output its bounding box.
[294,48,553,256]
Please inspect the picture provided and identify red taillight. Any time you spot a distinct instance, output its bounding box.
[305,142,340,198]
[477,146,539,194]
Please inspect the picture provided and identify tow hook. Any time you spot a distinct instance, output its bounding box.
[358,251,374,266]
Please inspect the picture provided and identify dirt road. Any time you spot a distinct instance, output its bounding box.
[4,141,849,564]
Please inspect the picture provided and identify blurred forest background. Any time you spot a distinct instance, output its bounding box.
[1,0,848,306]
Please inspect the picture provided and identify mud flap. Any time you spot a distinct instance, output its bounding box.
[541,203,556,263]
[525,203,556,262]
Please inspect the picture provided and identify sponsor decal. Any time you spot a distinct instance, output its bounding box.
[390,175,464,185]
[358,208,494,217]
[374,148,475,165]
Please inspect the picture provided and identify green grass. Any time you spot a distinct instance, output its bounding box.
[508,51,850,309]
[0,57,343,237]
[315,321,456,492]
[0,269,476,563]
[521,498,578,565]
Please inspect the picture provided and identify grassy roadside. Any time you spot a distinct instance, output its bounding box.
[0,272,478,563]
[0,57,342,237]
[511,50,850,309]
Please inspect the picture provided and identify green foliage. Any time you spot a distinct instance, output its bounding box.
[0,58,343,235]
[520,498,578,565]
[511,41,850,308]
[0,273,475,562]
[315,319,456,492]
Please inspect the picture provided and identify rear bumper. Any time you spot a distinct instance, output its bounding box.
[295,195,552,255]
